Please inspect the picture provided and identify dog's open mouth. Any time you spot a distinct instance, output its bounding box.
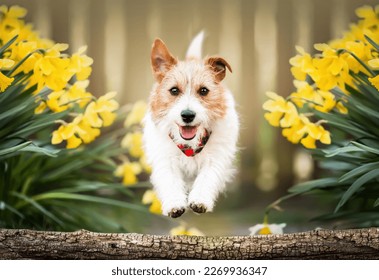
[179,126,198,140]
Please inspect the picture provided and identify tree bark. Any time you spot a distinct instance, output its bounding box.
[0,227,378,259]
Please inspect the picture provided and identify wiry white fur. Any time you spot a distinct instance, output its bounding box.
[185,31,204,59]
[143,33,239,217]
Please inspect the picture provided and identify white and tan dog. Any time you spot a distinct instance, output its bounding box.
[143,32,239,218]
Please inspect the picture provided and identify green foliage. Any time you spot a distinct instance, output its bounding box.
[0,36,151,232]
[276,40,379,227]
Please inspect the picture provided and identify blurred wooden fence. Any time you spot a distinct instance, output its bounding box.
[3,0,377,204]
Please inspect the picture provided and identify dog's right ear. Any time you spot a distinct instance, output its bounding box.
[151,39,177,82]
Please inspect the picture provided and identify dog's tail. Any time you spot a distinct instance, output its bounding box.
[186,31,204,59]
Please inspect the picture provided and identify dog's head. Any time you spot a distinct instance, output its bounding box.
[149,38,232,146]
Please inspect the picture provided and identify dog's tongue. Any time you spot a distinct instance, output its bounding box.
[180,126,197,140]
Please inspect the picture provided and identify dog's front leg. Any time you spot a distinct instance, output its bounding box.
[151,160,187,218]
[188,160,230,213]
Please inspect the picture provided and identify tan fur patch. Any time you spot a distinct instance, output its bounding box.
[149,60,228,123]
[151,39,178,82]
[192,65,227,121]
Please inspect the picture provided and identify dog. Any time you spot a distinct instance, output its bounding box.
[143,32,239,218]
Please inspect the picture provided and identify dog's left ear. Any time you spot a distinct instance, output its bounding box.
[205,56,232,82]
[151,39,178,82]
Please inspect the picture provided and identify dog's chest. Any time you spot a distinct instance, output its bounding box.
[174,154,204,182]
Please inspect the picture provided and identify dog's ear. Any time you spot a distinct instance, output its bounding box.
[205,56,232,82]
[151,39,177,82]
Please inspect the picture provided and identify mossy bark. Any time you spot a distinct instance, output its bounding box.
[0,228,378,259]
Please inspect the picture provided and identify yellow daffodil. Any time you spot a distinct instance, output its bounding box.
[142,190,162,214]
[85,91,119,128]
[31,44,73,92]
[69,46,93,80]
[170,225,204,236]
[355,5,379,28]
[121,131,144,158]
[8,41,39,75]
[0,5,27,32]
[289,46,314,81]
[1,4,118,151]
[281,114,331,149]
[310,44,350,91]
[297,116,331,149]
[290,80,316,108]
[114,162,142,186]
[313,90,337,113]
[124,100,147,127]
[368,59,379,69]
[0,72,13,92]
[0,5,26,19]
[65,80,92,108]
[369,75,379,91]
[0,58,15,69]
[282,117,306,144]
[249,222,286,235]
[51,115,90,148]
[46,82,92,113]
[263,91,299,128]
[342,41,372,74]
[249,215,286,235]
[336,101,348,114]
[46,90,69,112]
[84,102,103,127]
[96,91,119,126]
[76,118,101,144]
[34,100,47,114]
[0,58,15,92]
[139,154,152,173]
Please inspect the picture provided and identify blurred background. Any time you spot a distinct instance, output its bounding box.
[3,0,378,235]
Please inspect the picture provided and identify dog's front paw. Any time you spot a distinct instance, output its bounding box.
[168,207,185,218]
[189,203,207,214]
[188,191,214,214]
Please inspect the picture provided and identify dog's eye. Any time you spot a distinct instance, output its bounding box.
[169,87,180,96]
[199,87,209,96]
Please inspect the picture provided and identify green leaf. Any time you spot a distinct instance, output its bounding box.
[0,141,32,157]
[315,111,374,138]
[339,162,379,183]
[355,104,379,121]
[8,49,43,76]
[288,177,340,193]
[0,35,18,55]
[0,201,25,219]
[6,110,67,139]
[0,96,32,120]
[11,192,64,226]
[365,35,379,52]
[351,141,379,156]
[374,198,379,208]
[19,144,60,157]
[318,160,355,171]
[323,145,363,158]
[335,169,379,212]
[31,192,148,213]
[55,180,135,198]
[41,158,92,181]
[341,50,375,76]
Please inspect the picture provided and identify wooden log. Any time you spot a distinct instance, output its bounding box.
[0,228,378,259]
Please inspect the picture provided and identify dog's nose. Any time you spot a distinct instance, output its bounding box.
[181,109,196,123]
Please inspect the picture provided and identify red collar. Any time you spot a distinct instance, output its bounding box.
[170,129,210,157]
